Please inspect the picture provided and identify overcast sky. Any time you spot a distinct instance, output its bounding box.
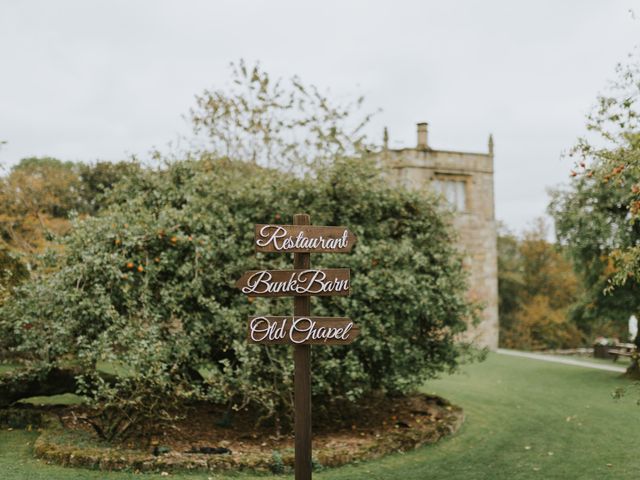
[0,1,638,234]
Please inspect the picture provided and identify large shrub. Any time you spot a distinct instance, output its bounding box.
[1,156,477,436]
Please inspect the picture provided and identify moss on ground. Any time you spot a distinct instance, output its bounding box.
[29,394,462,474]
[17,394,85,407]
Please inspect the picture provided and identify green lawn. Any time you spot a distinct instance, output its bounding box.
[1,353,639,479]
[17,393,85,406]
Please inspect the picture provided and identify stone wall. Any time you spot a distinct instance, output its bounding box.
[377,126,499,349]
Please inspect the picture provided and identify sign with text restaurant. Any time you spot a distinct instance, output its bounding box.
[236,215,358,480]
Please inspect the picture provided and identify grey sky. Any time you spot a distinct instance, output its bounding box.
[0,1,638,234]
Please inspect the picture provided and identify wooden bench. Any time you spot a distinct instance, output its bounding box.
[607,343,636,362]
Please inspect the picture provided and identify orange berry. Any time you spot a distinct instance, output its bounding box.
[127,262,134,269]
[170,236,177,243]
[154,257,160,263]
[570,171,577,177]
[137,265,144,272]
[114,239,121,245]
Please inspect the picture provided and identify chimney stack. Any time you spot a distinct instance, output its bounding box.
[417,122,428,149]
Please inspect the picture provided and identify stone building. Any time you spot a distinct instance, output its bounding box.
[377,123,499,349]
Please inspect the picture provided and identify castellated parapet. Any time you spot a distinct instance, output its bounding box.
[377,123,499,349]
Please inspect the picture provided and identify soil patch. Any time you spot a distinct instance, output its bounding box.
[30,393,463,473]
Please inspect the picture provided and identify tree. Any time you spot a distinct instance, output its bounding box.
[549,51,640,374]
[77,160,142,214]
[498,220,583,350]
[2,157,83,216]
[190,60,376,171]
[0,158,141,250]
[0,157,81,253]
[497,225,524,338]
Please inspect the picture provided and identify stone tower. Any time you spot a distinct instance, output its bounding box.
[377,123,499,349]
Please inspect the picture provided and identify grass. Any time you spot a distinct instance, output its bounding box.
[0,360,134,377]
[1,353,639,479]
[16,393,85,406]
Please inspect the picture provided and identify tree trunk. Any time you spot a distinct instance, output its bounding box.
[625,359,640,379]
[625,336,640,379]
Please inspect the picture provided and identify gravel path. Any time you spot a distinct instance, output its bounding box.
[496,348,627,373]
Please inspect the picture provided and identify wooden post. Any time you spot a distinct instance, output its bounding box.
[238,215,357,477]
[293,213,312,480]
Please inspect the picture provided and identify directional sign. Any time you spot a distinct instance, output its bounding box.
[247,316,359,345]
[235,268,350,297]
[255,224,357,253]
[236,215,356,480]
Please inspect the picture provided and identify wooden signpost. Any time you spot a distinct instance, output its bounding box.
[236,214,357,480]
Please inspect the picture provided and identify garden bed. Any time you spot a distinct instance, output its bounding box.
[27,393,463,474]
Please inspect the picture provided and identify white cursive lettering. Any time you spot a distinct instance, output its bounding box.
[256,225,349,251]
[241,270,349,295]
[249,316,288,342]
[249,317,356,344]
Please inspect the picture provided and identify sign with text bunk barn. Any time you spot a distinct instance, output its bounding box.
[236,269,350,297]
[236,215,358,480]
